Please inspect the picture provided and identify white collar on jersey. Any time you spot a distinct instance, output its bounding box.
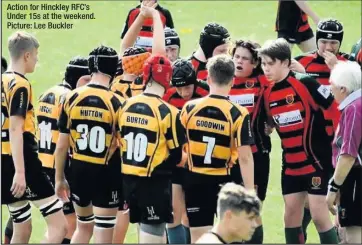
[338,89,362,110]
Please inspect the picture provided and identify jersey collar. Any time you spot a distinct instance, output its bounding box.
[143,92,161,98]
[338,89,361,110]
[4,71,28,81]
[209,94,228,100]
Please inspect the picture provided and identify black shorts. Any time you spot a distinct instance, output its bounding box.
[42,167,75,215]
[172,166,187,185]
[281,169,329,195]
[1,153,55,205]
[68,159,120,209]
[338,166,362,227]
[122,175,173,224]
[231,152,270,201]
[277,27,314,44]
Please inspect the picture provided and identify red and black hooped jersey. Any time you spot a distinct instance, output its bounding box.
[163,81,209,109]
[295,51,349,136]
[275,0,311,33]
[264,72,336,176]
[189,54,208,81]
[229,75,271,154]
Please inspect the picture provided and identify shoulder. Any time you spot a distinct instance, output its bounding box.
[163,87,178,101]
[294,51,317,63]
[196,233,222,244]
[195,81,210,95]
[337,52,350,60]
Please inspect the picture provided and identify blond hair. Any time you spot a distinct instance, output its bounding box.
[8,31,39,60]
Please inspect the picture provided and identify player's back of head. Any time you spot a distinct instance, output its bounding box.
[143,54,173,90]
[88,45,118,78]
[1,56,8,74]
[206,54,235,86]
[8,31,39,60]
[64,56,90,90]
[199,23,230,59]
[171,59,197,87]
[122,47,150,76]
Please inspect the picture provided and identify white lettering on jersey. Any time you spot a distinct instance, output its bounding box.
[273,110,303,127]
[135,36,153,48]
[229,94,254,107]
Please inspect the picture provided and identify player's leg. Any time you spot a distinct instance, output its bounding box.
[297,28,317,53]
[277,31,296,52]
[93,206,118,243]
[7,201,32,243]
[3,216,13,243]
[345,227,362,243]
[302,199,312,242]
[282,173,307,244]
[62,203,77,243]
[113,206,130,243]
[181,189,190,244]
[71,204,94,243]
[307,171,338,244]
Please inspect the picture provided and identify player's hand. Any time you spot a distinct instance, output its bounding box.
[11,171,26,198]
[290,59,306,73]
[55,178,71,203]
[326,190,338,215]
[140,0,158,18]
[322,51,338,70]
[264,123,274,136]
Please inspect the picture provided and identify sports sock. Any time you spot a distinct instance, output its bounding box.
[167,224,186,244]
[182,225,191,244]
[247,225,264,244]
[285,227,304,244]
[61,238,71,244]
[302,207,312,242]
[319,228,339,244]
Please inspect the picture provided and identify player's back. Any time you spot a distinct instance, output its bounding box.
[181,95,250,179]
[119,93,182,177]
[37,83,72,168]
[110,75,144,99]
[59,84,122,165]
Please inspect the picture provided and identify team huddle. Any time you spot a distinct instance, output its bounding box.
[1,0,362,244]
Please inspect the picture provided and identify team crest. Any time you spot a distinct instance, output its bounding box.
[311,177,321,188]
[286,94,294,105]
[245,80,254,89]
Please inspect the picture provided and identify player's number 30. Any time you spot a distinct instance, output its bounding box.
[76,124,106,153]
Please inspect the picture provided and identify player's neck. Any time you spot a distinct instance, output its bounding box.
[89,73,110,88]
[209,85,230,97]
[8,62,26,76]
[213,223,235,244]
[143,82,165,98]
[194,47,207,63]
[123,73,137,82]
[274,69,290,83]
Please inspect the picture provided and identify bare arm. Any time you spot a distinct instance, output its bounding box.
[151,7,166,55]
[237,145,254,190]
[333,154,356,186]
[120,13,146,56]
[55,133,70,182]
[294,0,320,25]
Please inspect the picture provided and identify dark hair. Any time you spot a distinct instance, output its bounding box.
[206,54,235,86]
[231,40,263,74]
[2,56,8,73]
[258,38,291,66]
[88,45,118,78]
[64,56,89,90]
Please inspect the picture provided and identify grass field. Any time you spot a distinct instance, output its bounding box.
[1,0,361,243]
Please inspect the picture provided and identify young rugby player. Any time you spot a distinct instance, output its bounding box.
[229,40,271,244]
[189,23,230,80]
[197,183,261,244]
[181,54,255,242]
[36,57,90,244]
[165,27,181,62]
[55,45,124,243]
[259,38,339,244]
[2,31,67,243]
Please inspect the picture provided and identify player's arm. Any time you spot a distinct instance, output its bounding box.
[164,8,174,28]
[301,76,335,110]
[290,59,306,73]
[120,10,132,40]
[235,109,255,190]
[293,0,319,25]
[8,82,30,198]
[150,2,166,56]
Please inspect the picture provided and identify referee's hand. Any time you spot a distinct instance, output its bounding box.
[55,179,71,203]
[326,190,338,215]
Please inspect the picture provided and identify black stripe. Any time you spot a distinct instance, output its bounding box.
[283,145,305,153]
[126,102,154,117]
[229,105,242,124]
[159,103,171,120]
[110,95,122,112]
[186,103,196,113]
[77,96,109,110]
[195,106,228,121]
[192,155,227,168]
[121,125,157,144]
[278,129,304,139]
[38,142,56,154]
[95,216,116,221]
[188,129,230,148]
[68,93,79,107]
[39,92,56,105]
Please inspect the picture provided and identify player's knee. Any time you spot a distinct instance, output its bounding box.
[8,202,32,224]
[140,223,166,237]
[94,215,117,229]
[39,198,63,218]
[66,214,77,234]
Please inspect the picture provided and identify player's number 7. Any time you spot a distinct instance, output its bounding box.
[202,136,215,164]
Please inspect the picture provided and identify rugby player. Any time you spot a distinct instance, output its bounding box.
[55,45,123,243]
[350,38,362,66]
[2,31,67,243]
[121,0,174,50]
[36,56,90,244]
[197,183,261,244]
[276,0,320,52]
[229,40,271,244]
[181,54,255,242]
[165,27,181,62]
[259,38,339,244]
[189,23,230,81]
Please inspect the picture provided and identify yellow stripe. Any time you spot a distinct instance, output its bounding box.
[39,153,55,168]
[1,143,11,155]
[189,141,232,160]
[188,116,231,136]
[190,167,229,176]
[122,164,148,176]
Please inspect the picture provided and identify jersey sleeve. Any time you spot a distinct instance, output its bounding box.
[120,10,131,39]
[300,75,334,110]
[166,109,186,150]
[164,8,174,28]
[9,80,30,118]
[234,107,255,147]
[58,92,77,134]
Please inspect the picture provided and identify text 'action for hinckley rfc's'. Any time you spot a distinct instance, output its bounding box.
[6,3,96,30]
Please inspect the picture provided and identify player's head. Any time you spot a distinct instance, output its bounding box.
[199,23,230,60]
[231,40,261,78]
[316,19,344,55]
[1,56,8,74]
[258,38,291,82]
[8,31,39,73]
[217,183,261,242]
[122,47,151,76]
[88,45,118,81]
[330,61,361,104]
[206,54,235,89]
[64,56,90,90]
[143,54,173,93]
[165,27,180,62]
[171,59,197,100]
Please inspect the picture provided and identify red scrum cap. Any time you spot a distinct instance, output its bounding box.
[143,54,173,90]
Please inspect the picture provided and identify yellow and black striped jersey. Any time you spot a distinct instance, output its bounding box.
[36,83,72,169]
[110,75,144,99]
[118,93,185,177]
[58,83,124,165]
[1,71,37,155]
[180,94,254,176]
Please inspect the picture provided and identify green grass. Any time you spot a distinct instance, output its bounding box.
[1,0,360,243]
